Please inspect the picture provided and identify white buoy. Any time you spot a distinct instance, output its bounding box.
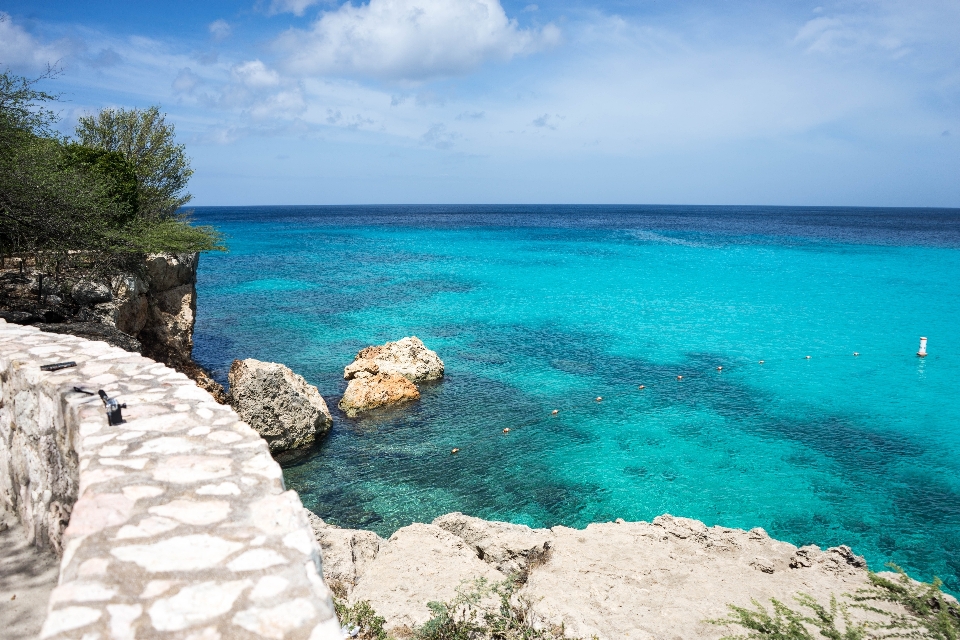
[918,337,927,357]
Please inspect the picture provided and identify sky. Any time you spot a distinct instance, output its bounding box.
[2,0,958,206]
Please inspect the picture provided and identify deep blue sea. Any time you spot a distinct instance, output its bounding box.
[191,205,960,593]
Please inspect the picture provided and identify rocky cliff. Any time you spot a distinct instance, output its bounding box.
[0,253,226,402]
[309,511,918,639]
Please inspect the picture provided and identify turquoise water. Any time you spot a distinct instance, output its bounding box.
[191,205,960,593]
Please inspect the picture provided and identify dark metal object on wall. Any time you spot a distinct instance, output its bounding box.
[98,389,126,425]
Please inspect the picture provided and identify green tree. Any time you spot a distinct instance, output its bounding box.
[0,68,122,261]
[75,106,193,220]
[0,69,223,273]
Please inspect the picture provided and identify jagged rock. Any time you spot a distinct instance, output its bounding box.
[229,358,333,452]
[349,523,503,632]
[344,336,444,383]
[329,513,903,639]
[70,281,112,306]
[305,511,382,594]
[433,512,553,577]
[338,372,419,418]
[34,322,142,353]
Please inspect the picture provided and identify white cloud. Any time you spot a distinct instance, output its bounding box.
[269,0,322,16]
[233,60,281,88]
[209,19,232,42]
[275,0,560,81]
[0,12,70,70]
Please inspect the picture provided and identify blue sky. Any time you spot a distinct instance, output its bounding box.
[2,0,958,206]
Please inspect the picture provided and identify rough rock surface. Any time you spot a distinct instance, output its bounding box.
[349,523,503,631]
[338,372,420,418]
[33,321,142,353]
[344,336,444,383]
[70,281,112,306]
[306,512,382,593]
[309,512,915,639]
[433,512,553,577]
[229,358,333,452]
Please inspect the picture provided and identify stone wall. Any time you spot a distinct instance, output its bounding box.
[0,321,340,640]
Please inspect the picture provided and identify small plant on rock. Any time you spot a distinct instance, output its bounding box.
[332,582,392,640]
[709,593,868,640]
[852,565,960,640]
[414,576,576,640]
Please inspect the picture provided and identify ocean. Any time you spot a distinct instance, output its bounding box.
[190,205,960,593]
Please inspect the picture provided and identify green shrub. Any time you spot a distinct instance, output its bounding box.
[852,565,960,640]
[414,577,576,640]
[710,564,959,640]
[709,594,868,640]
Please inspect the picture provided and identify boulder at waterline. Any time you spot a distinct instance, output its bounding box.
[343,336,444,383]
[338,371,419,418]
[305,511,382,594]
[228,358,332,452]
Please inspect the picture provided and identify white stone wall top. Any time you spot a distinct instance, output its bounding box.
[0,321,339,640]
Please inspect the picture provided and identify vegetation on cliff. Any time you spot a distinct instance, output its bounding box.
[711,565,960,640]
[0,68,222,276]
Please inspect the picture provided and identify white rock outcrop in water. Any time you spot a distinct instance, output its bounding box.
[343,336,444,383]
[309,511,917,639]
[339,337,442,416]
[229,358,333,452]
[338,372,420,418]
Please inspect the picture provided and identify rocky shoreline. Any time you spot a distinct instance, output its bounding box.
[308,511,916,639]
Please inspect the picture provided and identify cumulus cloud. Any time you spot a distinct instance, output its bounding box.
[0,12,70,70]
[275,0,560,81]
[233,60,281,87]
[209,19,232,42]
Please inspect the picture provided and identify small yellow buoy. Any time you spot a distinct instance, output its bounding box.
[551,409,558,415]
[595,396,603,402]
[503,428,510,433]
[451,448,459,454]
[638,385,645,389]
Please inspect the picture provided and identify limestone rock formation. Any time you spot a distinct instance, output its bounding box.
[306,511,916,639]
[349,523,503,631]
[344,336,444,383]
[229,358,333,452]
[338,372,420,418]
[306,512,382,593]
[433,512,553,577]
[339,337,442,416]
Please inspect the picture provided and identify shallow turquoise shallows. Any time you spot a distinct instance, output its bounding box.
[191,205,960,594]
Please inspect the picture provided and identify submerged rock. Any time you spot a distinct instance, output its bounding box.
[229,358,332,452]
[338,372,419,418]
[344,336,444,383]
